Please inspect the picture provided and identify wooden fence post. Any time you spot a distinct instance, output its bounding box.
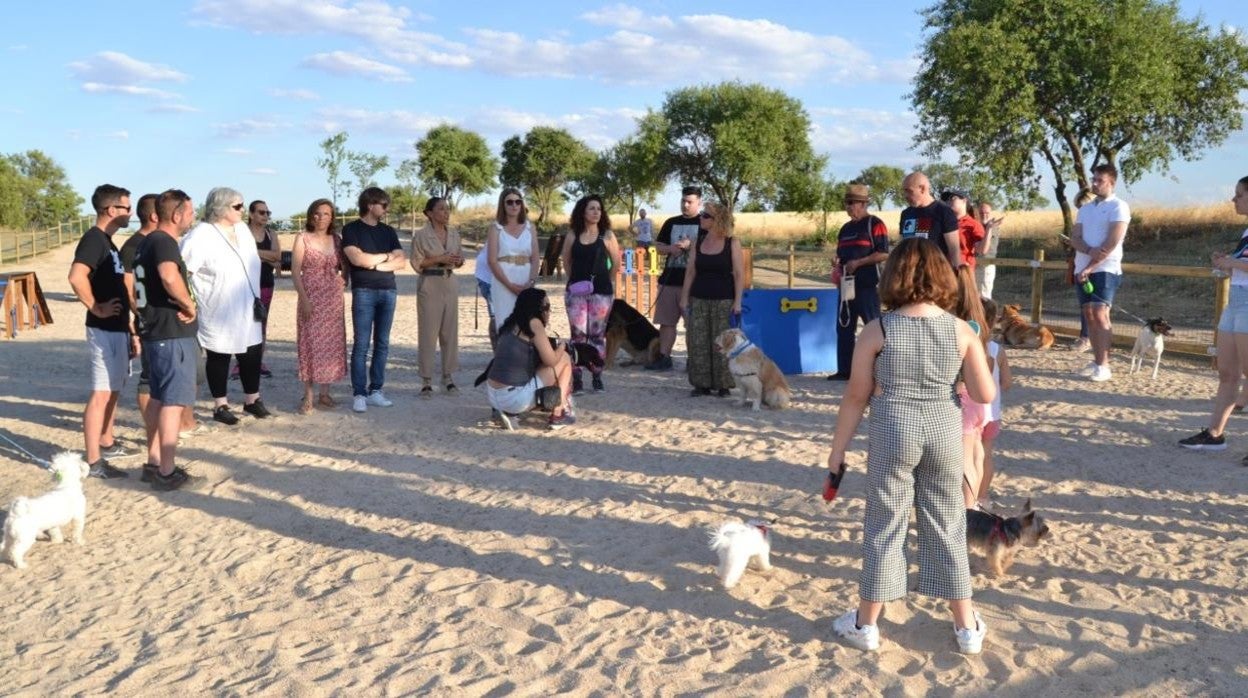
[787,243,795,289]
[1030,248,1045,324]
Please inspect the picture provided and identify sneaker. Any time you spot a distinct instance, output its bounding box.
[420,385,433,399]
[690,387,711,397]
[548,410,577,430]
[142,463,188,483]
[716,388,731,398]
[1072,338,1092,353]
[573,374,585,395]
[150,467,205,492]
[591,375,604,392]
[88,458,129,479]
[832,610,880,651]
[1089,364,1112,382]
[366,390,393,407]
[445,383,459,395]
[1179,428,1227,451]
[100,442,133,459]
[242,400,272,419]
[826,373,850,381]
[492,409,515,431]
[644,355,673,371]
[213,405,240,426]
[1076,361,1098,377]
[955,611,988,654]
[352,395,368,413]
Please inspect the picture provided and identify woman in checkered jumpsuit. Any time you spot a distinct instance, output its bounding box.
[826,238,996,652]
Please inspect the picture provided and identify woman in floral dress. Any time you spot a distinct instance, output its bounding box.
[292,198,348,413]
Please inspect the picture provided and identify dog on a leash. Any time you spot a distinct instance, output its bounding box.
[997,305,1055,349]
[1129,317,1173,379]
[604,299,660,368]
[1,452,91,569]
[714,328,792,410]
[707,518,773,589]
[966,499,1050,577]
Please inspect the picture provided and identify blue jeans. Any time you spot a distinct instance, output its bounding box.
[351,288,397,397]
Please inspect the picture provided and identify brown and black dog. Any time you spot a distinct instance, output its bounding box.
[604,299,661,368]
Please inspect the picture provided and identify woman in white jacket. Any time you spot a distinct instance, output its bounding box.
[180,186,270,425]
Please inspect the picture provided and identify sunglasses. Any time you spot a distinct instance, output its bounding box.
[505,199,523,206]
[699,212,714,220]
[109,204,132,213]
[256,210,271,216]
[375,201,390,209]
[231,203,245,211]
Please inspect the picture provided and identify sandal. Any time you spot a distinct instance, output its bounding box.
[420,385,433,398]
[318,393,337,408]
[298,396,314,415]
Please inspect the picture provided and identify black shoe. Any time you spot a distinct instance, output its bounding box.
[690,387,712,397]
[259,366,273,378]
[1178,428,1226,450]
[100,442,134,459]
[645,355,674,371]
[592,375,604,392]
[213,405,240,425]
[243,400,272,419]
[573,375,585,395]
[88,458,129,479]
[716,388,731,397]
[150,467,204,492]
[142,463,187,483]
[826,372,850,381]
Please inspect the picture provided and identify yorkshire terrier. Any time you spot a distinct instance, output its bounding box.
[965,499,1050,577]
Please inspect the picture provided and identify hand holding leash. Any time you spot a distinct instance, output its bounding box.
[823,462,847,503]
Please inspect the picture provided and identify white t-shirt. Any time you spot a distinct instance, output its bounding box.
[181,221,263,354]
[474,246,493,284]
[1074,195,1131,276]
[1230,229,1248,287]
[633,218,653,243]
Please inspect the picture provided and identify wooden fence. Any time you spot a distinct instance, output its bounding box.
[0,217,95,265]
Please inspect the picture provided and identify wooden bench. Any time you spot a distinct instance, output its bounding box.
[1,271,53,339]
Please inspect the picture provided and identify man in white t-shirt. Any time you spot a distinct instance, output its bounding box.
[631,208,653,248]
[1070,164,1131,383]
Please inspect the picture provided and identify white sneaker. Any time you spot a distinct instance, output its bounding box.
[352,395,368,413]
[832,609,880,651]
[955,611,987,654]
[1072,338,1091,353]
[1090,364,1112,382]
[1077,360,1098,377]
[366,390,393,407]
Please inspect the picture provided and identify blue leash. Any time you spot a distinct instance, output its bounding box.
[0,432,52,471]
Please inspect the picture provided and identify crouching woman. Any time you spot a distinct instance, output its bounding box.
[486,288,576,430]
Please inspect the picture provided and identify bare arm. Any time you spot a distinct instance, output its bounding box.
[944,230,962,268]
[560,232,575,283]
[606,232,623,289]
[342,244,384,269]
[679,243,698,310]
[68,262,122,320]
[826,320,882,470]
[997,346,1012,391]
[531,317,564,366]
[731,237,744,313]
[959,320,996,405]
[256,232,281,265]
[157,260,196,323]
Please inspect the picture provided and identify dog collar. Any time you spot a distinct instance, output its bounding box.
[732,371,758,377]
[753,523,769,536]
[726,339,754,360]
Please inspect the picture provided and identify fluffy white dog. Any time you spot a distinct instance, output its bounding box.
[2,452,90,569]
[707,518,773,589]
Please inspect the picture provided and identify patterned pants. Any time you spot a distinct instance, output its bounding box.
[565,292,611,377]
[860,396,971,601]
[687,298,735,391]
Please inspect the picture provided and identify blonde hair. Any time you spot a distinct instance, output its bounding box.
[954,264,988,348]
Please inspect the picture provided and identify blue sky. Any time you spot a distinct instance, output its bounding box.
[0,0,1243,218]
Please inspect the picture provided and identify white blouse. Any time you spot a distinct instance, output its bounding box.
[181,221,263,354]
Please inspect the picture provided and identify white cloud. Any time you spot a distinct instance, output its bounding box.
[213,117,290,138]
[301,51,411,82]
[81,82,179,99]
[581,4,674,31]
[268,87,320,101]
[466,107,647,150]
[307,107,444,136]
[250,168,279,176]
[147,103,200,114]
[109,130,130,141]
[224,147,253,155]
[809,107,918,170]
[69,51,187,84]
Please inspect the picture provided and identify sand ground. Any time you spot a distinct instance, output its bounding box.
[1,239,1245,696]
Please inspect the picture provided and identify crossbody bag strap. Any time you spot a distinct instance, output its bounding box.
[213,224,259,301]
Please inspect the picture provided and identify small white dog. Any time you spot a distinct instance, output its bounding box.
[714,328,792,411]
[1,452,91,569]
[1129,318,1173,379]
[707,518,773,589]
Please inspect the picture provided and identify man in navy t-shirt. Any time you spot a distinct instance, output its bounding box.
[68,184,134,478]
[830,183,890,381]
[899,171,961,269]
[341,186,407,413]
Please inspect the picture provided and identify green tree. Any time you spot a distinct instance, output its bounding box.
[499,126,594,225]
[0,158,26,229]
[4,150,83,228]
[854,165,905,210]
[772,160,845,243]
[348,151,390,202]
[913,0,1248,232]
[317,131,350,208]
[914,161,1048,210]
[415,124,497,210]
[640,81,817,212]
[571,125,666,223]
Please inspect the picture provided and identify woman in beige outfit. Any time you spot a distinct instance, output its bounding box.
[409,196,464,396]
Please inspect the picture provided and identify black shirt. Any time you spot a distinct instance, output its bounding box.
[689,232,735,300]
[342,219,401,290]
[567,234,613,295]
[134,230,198,341]
[899,201,959,262]
[256,228,275,289]
[656,215,702,287]
[71,226,129,333]
[836,215,890,287]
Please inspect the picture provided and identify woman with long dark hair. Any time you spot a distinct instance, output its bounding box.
[560,195,622,393]
[486,288,575,430]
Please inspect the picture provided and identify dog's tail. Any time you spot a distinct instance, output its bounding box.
[1038,326,1055,349]
[706,524,731,552]
[765,386,791,410]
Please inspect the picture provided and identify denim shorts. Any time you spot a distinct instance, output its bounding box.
[1076,271,1122,307]
[1218,285,1248,333]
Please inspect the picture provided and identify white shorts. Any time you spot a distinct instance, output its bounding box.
[87,327,129,392]
[487,376,543,414]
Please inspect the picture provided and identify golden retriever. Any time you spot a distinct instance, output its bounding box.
[714,328,792,410]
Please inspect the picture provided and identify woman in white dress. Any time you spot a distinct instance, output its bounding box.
[180,186,271,425]
[486,188,541,330]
